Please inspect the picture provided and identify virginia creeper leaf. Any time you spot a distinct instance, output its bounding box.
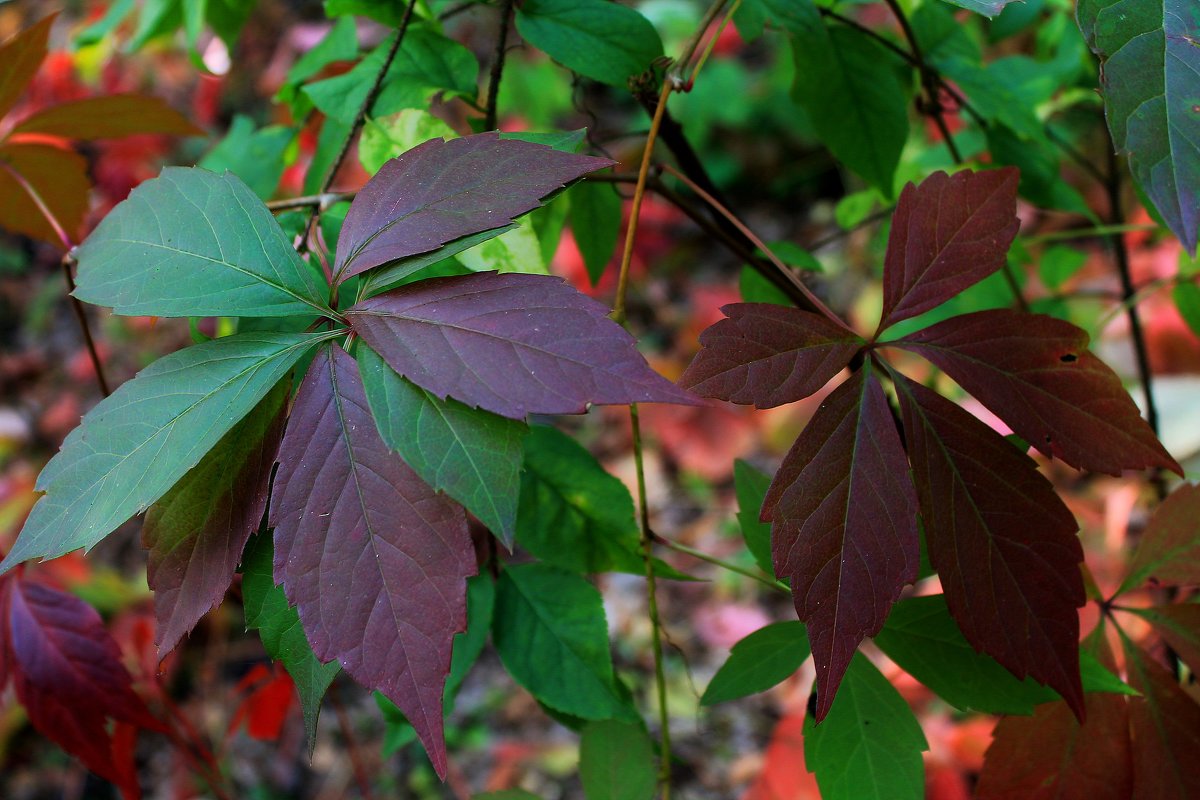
[2,578,163,788]
[0,14,54,121]
[0,143,90,243]
[346,271,699,419]
[270,344,474,779]
[734,459,774,577]
[761,366,920,719]
[896,309,1182,475]
[579,720,657,800]
[358,344,527,545]
[803,652,927,800]
[493,563,637,722]
[878,168,1021,332]
[681,303,863,408]
[1126,604,1200,675]
[569,180,622,285]
[73,167,331,318]
[1120,482,1200,594]
[514,0,664,88]
[241,533,340,749]
[2,332,323,573]
[11,95,202,140]
[701,621,810,705]
[334,133,611,282]
[143,380,289,655]
[893,372,1086,716]
[1121,635,1200,799]
[1077,0,1200,253]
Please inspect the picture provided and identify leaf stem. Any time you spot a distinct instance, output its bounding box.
[484,0,515,131]
[657,538,789,594]
[265,191,356,212]
[671,0,729,85]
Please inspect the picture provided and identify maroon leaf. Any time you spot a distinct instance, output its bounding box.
[346,272,699,419]
[1120,483,1200,593]
[334,132,612,283]
[1128,604,1200,675]
[11,95,203,140]
[878,167,1020,332]
[679,303,863,408]
[2,577,162,789]
[893,371,1085,716]
[143,381,289,655]
[1122,639,1200,799]
[895,309,1182,476]
[0,14,54,122]
[269,344,474,778]
[760,365,919,719]
[0,142,91,243]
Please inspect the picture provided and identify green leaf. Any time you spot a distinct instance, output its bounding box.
[360,227,517,296]
[278,15,358,112]
[241,532,340,747]
[493,563,638,722]
[359,109,457,175]
[1038,246,1089,291]
[701,621,809,705]
[790,24,910,196]
[198,115,296,199]
[579,720,657,800]
[1174,281,1200,339]
[515,0,664,87]
[500,129,588,152]
[323,0,411,26]
[73,167,330,318]
[739,268,792,306]
[733,459,774,577]
[803,653,928,800]
[1,332,325,573]
[474,793,542,800]
[358,345,527,544]
[570,180,622,285]
[516,426,646,575]
[937,0,1019,18]
[457,217,548,275]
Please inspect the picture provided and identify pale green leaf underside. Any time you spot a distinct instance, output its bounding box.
[73,167,330,317]
[2,332,325,572]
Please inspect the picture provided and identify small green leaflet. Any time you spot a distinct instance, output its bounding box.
[804,653,928,800]
[358,345,528,545]
[359,227,516,297]
[569,180,622,285]
[1,332,327,573]
[198,115,296,199]
[241,532,340,747]
[73,167,330,318]
[701,621,809,705]
[493,563,638,722]
[579,720,657,800]
[359,110,456,175]
[515,0,664,87]
[733,459,774,577]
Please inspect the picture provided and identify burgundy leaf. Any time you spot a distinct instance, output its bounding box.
[334,132,612,283]
[1120,483,1200,594]
[1129,604,1200,675]
[893,371,1085,716]
[2,577,162,788]
[269,344,474,778]
[680,303,863,408]
[895,309,1182,476]
[346,272,700,419]
[0,14,53,122]
[760,365,919,719]
[11,95,203,140]
[0,142,91,244]
[143,381,289,655]
[878,167,1020,332]
[1122,640,1200,799]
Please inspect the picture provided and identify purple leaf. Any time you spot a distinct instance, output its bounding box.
[878,168,1020,332]
[334,132,612,283]
[895,309,1182,476]
[893,371,1085,717]
[269,344,474,778]
[346,272,700,419]
[760,365,920,719]
[680,303,863,408]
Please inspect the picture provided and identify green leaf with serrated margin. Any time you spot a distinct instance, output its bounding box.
[2,332,325,573]
[579,720,657,800]
[701,621,809,705]
[515,0,664,87]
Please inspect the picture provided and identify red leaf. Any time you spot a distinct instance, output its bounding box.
[1122,640,1200,799]
[334,132,612,283]
[269,344,474,778]
[893,372,1085,716]
[761,366,919,719]
[0,142,90,243]
[11,95,203,140]
[1128,603,1200,674]
[143,381,289,655]
[2,577,162,789]
[1120,483,1200,593]
[228,663,296,742]
[895,309,1181,476]
[0,14,54,122]
[878,168,1020,332]
[680,303,863,408]
[347,272,699,419]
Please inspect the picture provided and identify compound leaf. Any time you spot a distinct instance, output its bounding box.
[701,621,810,705]
[1120,482,1200,594]
[515,0,663,88]
[346,272,698,419]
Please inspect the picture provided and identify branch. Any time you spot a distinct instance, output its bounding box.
[882,0,962,164]
[484,0,515,131]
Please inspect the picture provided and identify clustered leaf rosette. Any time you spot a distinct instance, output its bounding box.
[680,166,1183,721]
[0,132,699,777]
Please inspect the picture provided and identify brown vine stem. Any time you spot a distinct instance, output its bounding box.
[265,191,356,212]
[0,160,111,396]
[671,0,729,84]
[882,0,961,164]
[484,0,515,131]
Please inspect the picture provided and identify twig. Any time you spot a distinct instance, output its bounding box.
[265,192,356,212]
[671,0,729,84]
[882,0,962,164]
[484,0,515,130]
[656,538,789,594]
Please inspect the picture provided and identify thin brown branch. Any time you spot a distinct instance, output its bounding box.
[265,192,356,212]
[484,0,515,130]
[61,255,110,397]
[882,0,961,164]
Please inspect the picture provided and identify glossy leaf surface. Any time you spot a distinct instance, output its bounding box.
[347,272,698,419]
[762,367,920,719]
[701,621,810,705]
[515,0,663,87]
[270,344,474,778]
[1120,482,1200,593]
